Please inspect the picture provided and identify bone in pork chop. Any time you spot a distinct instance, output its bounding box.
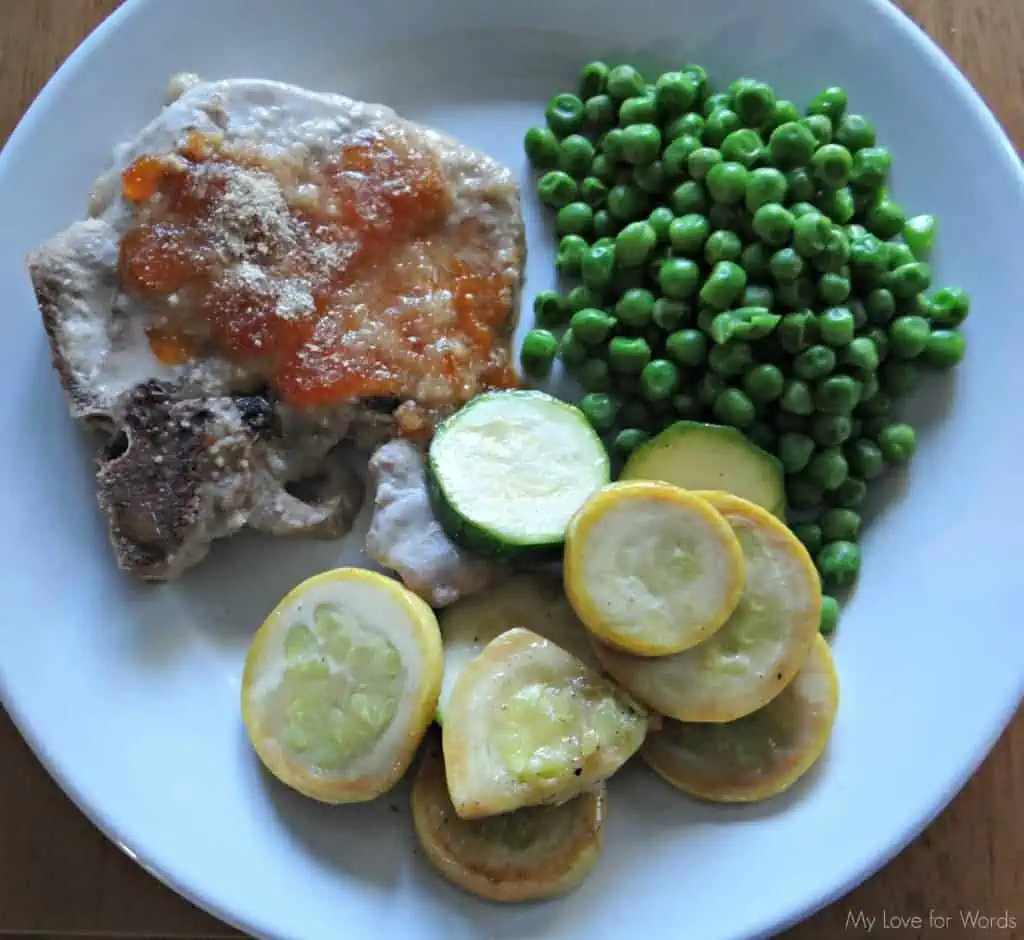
[28,78,524,580]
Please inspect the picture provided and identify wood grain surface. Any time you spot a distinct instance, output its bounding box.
[0,1,1021,937]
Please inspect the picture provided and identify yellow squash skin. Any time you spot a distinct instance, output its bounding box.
[411,732,605,902]
[642,634,839,802]
[564,481,745,657]
[241,568,443,804]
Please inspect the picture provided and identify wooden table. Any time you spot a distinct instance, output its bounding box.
[1,1,1021,937]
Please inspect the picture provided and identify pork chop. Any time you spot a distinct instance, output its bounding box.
[28,77,524,580]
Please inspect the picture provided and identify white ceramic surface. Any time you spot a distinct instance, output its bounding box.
[0,1,1022,939]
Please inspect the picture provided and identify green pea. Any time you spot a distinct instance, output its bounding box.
[814,229,851,274]
[660,136,700,179]
[654,70,699,116]
[709,308,780,344]
[815,374,861,414]
[877,422,916,463]
[713,387,756,428]
[704,230,743,265]
[886,242,917,271]
[538,170,579,208]
[818,307,856,346]
[764,99,801,132]
[777,311,815,354]
[558,134,596,178]
[927,286,970,328]
[580,176,610,208]
[788,473,825,510]
[793,211,831,257]
[743,363,785,403]
[768,121,817,168]
[780,378,815,415]
[620,123,662,165]
[620,399,654,430]
[889,316,931,358]
[808,86,848,122]
[817,186,856,224]
[800,114,833,148]
[741,242,772,280]
[607,335,652,374]
[865,198,907,239]
[765,247,801,284]
[666,214,707,255]
[607,65,645,101]
[846,438,885,480]
[652,298,690,332]
[579,358,612,392]
[696,307,719,334]
[518,328,558,377]
[834,113,876,152]
[666,328,708,367]
[578,61,610,98]
[532,291,566,328]
[569,308,615,345]
[752,203,795,246]
[818,272,852,305]
[850,146,891,190]
[808,447,849,490]
[670,180,709,216]
[849,298,868,331]
[829,477,867,509]
[554,235,588,277]
[666,111,705,143]
[681,63,710,99]
[704,108,741,147]
[887,262,932,299]
[811,143,853,189]
[581,96,615,136]
[720,128,764,168]
[640,359,681,402]
[705,161,749,204]
[708,203,749,237]
[898,216,936,261]
[794,344,837,380]
[619,94,660,127]
[783,170,814,206]
[545,93,585,137]
[921,329,966,369]
[698,373,728,407]
[741,168,786,214]
[790,523,823,557]
[818,595,840,635]
[659,257,702,299]
[816,540,861,587]
[865,287,896,324]
[840,337,880,374]
[747,421,777,453]
[881,359,920,396]
[614,221,657,267]
[613,428,651,457]
[700,260,748,310]
[688,146,723,180]
[614,265,648,295]
[616,288,657,327]
[730,80,775,128]
[742,284,774,309]
[672,391,702,419]
[704,92,734,116]
[592,158,617,191]
[775,277,816,310]
[810,413,854,447]
[524,125,561,168]
[601,127,627,160]
[565,285,601,314]
[580,392,618,432]
[776,432,815,474]
[607,183,651,221]
[709,341,755,377]
[580,239,616,289]
[557,328,588,369]
[858,372,880,406]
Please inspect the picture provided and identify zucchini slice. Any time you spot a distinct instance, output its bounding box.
[427,390,610,561]
[564,481,745,656]
[411,731,605,902]
[642,635,839,802]
[442,627,648,819]
[621,421,786,518]
[241,568,442,804]
[436,572,597,724]
[591,492,820,723]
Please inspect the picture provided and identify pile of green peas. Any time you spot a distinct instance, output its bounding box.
[519,61,970,634]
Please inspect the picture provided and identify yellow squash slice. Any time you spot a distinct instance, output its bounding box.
[642,634,839,802]
[241,568,443,804]
[411,732,605,902]
[442,627,648,819]
[564,481,745,656]
[436,572,597,724]
[591,492,820,722]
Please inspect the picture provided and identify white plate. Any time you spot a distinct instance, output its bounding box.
[0,1,1022,938]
